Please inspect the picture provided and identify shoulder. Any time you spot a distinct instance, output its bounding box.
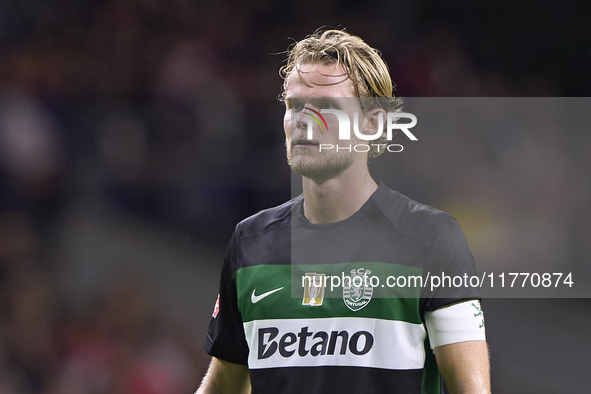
[367,184,455,244]
[233,195,302,242]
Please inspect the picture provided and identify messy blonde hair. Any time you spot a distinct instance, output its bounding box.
[280,28,403,158]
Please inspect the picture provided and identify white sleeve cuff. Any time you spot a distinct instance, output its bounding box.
[424,300,486,349]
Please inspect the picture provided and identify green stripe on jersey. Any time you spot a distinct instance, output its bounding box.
[236,262,423,324]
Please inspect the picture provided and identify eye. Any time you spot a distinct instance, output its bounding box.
[290,100,304,112]
[317,99,338,110]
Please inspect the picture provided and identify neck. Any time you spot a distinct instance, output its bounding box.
[301,164,378,224]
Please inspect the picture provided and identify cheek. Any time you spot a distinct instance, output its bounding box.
[284,111,292,139]
[325,116,342,138]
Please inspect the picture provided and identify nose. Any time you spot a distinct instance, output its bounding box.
[293,109,309,132]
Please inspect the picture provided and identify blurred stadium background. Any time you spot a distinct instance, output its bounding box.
[0,0,589,393]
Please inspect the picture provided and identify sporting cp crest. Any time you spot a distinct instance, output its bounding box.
[302,273,326,306]
[343,268,373,311]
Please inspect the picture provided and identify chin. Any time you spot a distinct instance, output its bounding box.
[290,160,347,181]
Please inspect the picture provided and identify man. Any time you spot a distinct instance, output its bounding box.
[197,29,490,394]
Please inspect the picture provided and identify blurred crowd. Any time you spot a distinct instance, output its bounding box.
[0,0,589,393]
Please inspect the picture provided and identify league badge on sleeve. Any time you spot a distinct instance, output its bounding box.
[212,294,220,318]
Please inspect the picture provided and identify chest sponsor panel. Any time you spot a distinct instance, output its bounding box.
[244,317,426,370]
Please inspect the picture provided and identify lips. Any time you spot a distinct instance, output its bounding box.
[292,139,319,147]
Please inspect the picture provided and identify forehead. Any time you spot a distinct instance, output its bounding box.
[285,62,355,98]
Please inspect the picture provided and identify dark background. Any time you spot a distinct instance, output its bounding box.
[0,0,589,393]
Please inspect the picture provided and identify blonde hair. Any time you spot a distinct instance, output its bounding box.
[279,28,403,158]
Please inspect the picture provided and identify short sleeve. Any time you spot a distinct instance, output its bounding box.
[420,217,481,315]
[205,232,250,365]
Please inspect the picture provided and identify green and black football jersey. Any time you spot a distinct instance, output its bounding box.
[206,183,480,394]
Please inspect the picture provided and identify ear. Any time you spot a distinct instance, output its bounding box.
[361,108,386,136]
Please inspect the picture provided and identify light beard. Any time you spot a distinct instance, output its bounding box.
[286,140,356,180]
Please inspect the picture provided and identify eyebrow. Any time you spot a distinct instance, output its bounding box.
[284,97,343,107]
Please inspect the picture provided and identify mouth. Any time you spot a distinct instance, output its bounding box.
[292,139,320,148]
